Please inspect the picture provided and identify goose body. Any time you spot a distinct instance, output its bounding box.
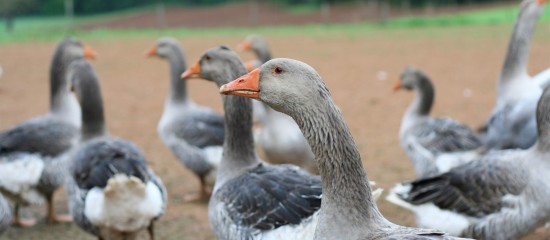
[0,194,11,235]
[387,84,550,239]
[147,37,224,200]
[396,67,482,177]
[66,60,166,239]
[221,58,465,240]
[182,47,323,239]
[239,35,317,174]
[482,0,547,150]
[0,37,95,226]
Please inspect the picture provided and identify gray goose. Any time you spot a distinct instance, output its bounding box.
[182,47,322,239]
[388,86,550,239]
[239,35,318,174]
[0,37,96,226]
[66,60,166,239]
[395,66,482,177]
[221,58,466,240]
[146,37,224,201]
[0,194,11,235]
[480,0,547,150]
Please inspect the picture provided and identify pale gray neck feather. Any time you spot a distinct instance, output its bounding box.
[500,3,542,85]
[167,47,188,103]
[212,63,258,183]
[401,78,434,135]
[536,88,550,150]
[287,92,385,227]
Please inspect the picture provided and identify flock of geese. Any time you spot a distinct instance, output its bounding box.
[0,0,549,239]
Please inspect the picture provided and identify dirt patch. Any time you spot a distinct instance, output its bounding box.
[79,1,516,30]
[1,23,550,239]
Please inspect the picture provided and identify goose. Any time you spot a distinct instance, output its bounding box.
[239,35,318,174]
[65,60,166,239]
[394,66,482,177]
[480,0,547,150]
[220,58,465,239]
[0,194,12,235]
[0,37,96,226]
[181,46,324,240]
[387,85,550,239]
[146,37,224,201]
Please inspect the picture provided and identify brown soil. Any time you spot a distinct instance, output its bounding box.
[1,23,550,239]
[80,1,516,30]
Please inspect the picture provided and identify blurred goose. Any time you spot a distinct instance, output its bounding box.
[395,67,482,177]
[146,37,224,201]
[0,37,96,226]
[66,60,166,239]
[0,194,11,235]
[387,85,550,239]
[182,47,323,239]
[221,58,464,239]
[239,35,318,174]
[481,0,547,150]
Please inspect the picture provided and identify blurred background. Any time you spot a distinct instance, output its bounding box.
[0,0,549,239]
[0,0,535,38]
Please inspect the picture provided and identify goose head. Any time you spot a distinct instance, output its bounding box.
[393,66,428,91]
[519,0,547,19]
[220,58,326,115]
[57,37,97,62]
[238,35,267,53]
[145,37,180,59]
[181,46,245,86]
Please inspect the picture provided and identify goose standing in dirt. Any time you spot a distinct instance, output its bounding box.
[387,85,550,239]
[0,194,12,235]
[182,47,324,239]
[146,37,224,201]
[66,60,166,239]
[395,66,482,177]
[221,58,465,240]
[239,35,318,174]
[481,0,547,150]
[0,37,96,226]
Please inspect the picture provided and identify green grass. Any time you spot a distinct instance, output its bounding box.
[0,4,547,44]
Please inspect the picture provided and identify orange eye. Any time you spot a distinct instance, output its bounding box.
[273,66,283,74]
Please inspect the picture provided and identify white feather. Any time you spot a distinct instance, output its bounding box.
[0,154,46,204]
[257,211,319,240]
[84,174,163,232]
[386,184,471,236]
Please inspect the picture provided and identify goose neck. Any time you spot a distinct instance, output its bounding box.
[167,52,188,103]
[215,65,258,171]
[500,3,543,84]
[289,95,382,223]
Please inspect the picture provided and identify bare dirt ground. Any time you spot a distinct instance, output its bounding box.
[1,24,550,239]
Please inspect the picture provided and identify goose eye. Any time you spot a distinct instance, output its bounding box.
[204,55,211,61]
[273,66,283,74]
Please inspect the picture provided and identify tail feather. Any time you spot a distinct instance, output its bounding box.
[386,183,415,210]
[84,174,163,232]
[0,154,45,204]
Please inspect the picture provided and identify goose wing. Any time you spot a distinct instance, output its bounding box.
[398,152,528,217]
[172,110,225,149]
[218,164,322,230]
[0,117,77,157]
[412,118,481,153]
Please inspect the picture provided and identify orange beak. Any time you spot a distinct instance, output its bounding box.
[244,61,257,72]
[238,40,252,51]
[220,68,260,99]
[537,0,547,5]
[393,81,402,91]
[181,61,201,79]
[145,46,157,57]
[83,44,98,60]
